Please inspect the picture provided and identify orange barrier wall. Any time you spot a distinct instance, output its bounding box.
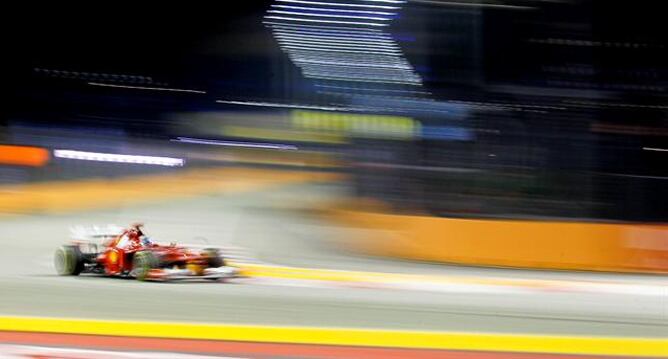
[338,210,668,273]
[0,146,49,167]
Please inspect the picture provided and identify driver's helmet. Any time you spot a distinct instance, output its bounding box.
[130,222,144,236]
[126,223,145,244]
[140,236,153,246]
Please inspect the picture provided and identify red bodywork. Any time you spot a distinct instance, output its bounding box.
[57,224,237,281]
[95,228,209,277]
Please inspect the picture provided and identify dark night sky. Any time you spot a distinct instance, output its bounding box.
[5,2,275,90]
[4,1,668,109]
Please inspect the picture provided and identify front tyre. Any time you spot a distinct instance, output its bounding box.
[132,251,158,281]
[55,245,84,276]
[203,248,226,268]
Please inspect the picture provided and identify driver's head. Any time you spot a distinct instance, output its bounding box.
[130,222,144,236]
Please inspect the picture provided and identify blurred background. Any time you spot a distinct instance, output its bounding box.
[1,0,667,357]
[4,0,667,221]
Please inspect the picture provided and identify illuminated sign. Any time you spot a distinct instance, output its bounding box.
[291,110,419,139]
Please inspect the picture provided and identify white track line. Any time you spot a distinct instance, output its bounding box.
[0,344,243,359]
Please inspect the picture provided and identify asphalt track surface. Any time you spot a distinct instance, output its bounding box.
[0,182,666,338]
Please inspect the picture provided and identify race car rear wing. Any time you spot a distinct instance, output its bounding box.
[70,225,124,242]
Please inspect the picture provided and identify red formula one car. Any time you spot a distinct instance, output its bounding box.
[54,223,239,281]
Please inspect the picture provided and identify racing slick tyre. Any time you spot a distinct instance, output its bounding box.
[132,251,159,281]
[55,245,85,276]
[203,248,226,268]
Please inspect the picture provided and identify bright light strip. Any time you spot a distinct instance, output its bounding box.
[277,40,401,53]
[305,73,421,85]
[274,30,393,41]
[274,33,398,48]
[268,10,391,21]
[643,147,668,152]
[265,21,383,32]
[291,56,410,70]
[282,44,396,54]
[53,150,185,167]
[315,84,431,94]
[291,57,412,69]
[288,50,409,63]
[290,51,405,60]
[88,82,206,94]
[273,5,396,16]
[302,70,419,82]
[299,64,417,76]
[265,15,388,26]
[284,46,401,58]
[305,73,420,84]
[267,0,421,87]
[297,61,414,73]
[360,0,406,3]
[302,69,420,83]
[216,100,349,111]
[272,28,391,40]
[276,0,400,10]
[289,50,405,60]
[287,52,410,68]
[172,137,298,151]
[274,33,397,46]
[280,40,397,52]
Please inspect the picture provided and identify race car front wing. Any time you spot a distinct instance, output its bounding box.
[144,266,240,281]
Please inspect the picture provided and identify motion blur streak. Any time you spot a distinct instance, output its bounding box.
[263,21,385,32]
[267,10,394,22]
[3,1,668,358]
[88,82,206,94]
[276,38,401,51]
[0,333,626,359]
[264,16,389,26]
[53,150,185,167]
[276,0,402,9]
[172,137,299,150]
[221,125,348,144]
[216,99,350,111]
[411,0,534,9]
[643,147,668,152]
[276,35,398,46]
[362,0,406,3]
[273,5,397,16]
[0,167,340,215]
[0,316,665,357]
[0,145,49,167]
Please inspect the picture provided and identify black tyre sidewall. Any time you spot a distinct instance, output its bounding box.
[133,251,157,281]
[55,245,84,276]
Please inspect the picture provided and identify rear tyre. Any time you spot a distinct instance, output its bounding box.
[132,251,159,281]
[55,245,85,276]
